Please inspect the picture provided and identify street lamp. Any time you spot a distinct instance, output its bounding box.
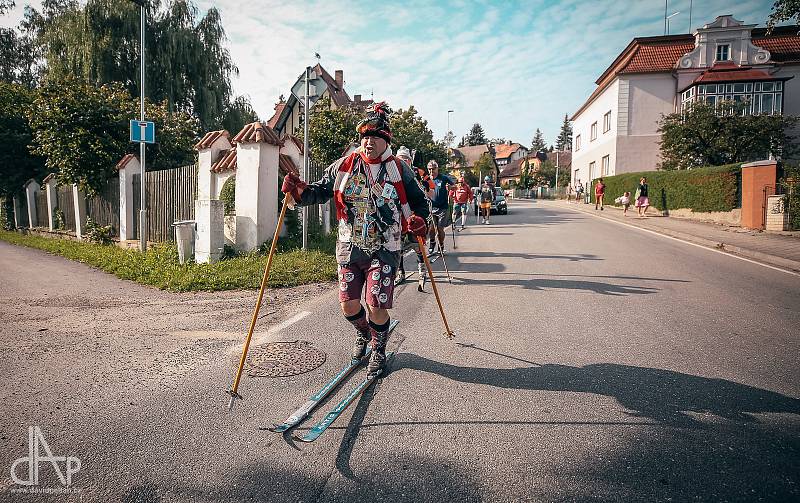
[447,110,454,145]
[128,0,147,251]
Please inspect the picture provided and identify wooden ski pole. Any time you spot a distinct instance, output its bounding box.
[437,231,453,284]
[416,236,455,339]
[226,194,293,411]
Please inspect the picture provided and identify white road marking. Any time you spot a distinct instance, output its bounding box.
[564,205,800,278]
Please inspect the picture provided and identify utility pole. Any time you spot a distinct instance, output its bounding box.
[137,1,146,252]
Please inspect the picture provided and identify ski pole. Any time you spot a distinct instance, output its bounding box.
[437,231,453,284]
[451,220,457,249]
[226,194,293,411]
[416,236,455,339]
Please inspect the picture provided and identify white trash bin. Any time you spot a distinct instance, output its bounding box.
[172,220,196,264]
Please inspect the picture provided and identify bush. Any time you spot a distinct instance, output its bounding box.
[780,163,800,230]
[219,175,235,215]
[591,164,741,213]
[84,217,114,245]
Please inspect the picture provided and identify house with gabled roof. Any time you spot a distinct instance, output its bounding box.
[570,15,800,188]
[493,142,529,167]
[267,64,374,137]
[448,144,499,183]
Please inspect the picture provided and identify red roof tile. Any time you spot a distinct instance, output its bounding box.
[279,154,299,176]
[211,148,237,173]
[620,41,695,74]
[115,153,138,170]
[267,103,286,129]
[754,36,800,63]
[194,130,230,150]
[693,66,781,85]
[233,122,283,146]
[493,143,525,160]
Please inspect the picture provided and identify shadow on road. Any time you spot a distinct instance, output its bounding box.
[393,353,800,427]
[454,275,660,296]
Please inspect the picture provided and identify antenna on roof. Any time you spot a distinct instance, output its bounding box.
[688,0,693,33]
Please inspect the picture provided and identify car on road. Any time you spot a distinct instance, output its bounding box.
[472,187,508,215]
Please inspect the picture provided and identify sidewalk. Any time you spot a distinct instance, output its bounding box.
[551,199,800,273]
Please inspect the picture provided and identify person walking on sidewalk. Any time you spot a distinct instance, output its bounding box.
[479,176,495,224]
[428,160,452,254]
[635,177,650,218]
[595,178,606,210]
[575,180,584,203]
[451,176,473,230]
[394,146,434,286]
[280,103,430,377]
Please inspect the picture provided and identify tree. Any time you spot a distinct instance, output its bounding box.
[530,128,546,152]
[658,101,799,170]
[536,159,570,188]
[463,123,488,146]
[23,0,241,130]
[307,97,361,167]
[556,114,573,151]
[0,0,38,86]
[221,95,259,135]
[518,158,532,190]
[490,137,506,145]
[767,0,800,32]
[0,82,46,228]
[442,130,455,148]
[469,152,496,186]
[390,106,447,171]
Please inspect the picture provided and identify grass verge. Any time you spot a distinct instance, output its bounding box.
[0,230,337,292]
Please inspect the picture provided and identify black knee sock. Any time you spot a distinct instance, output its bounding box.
[368,318,391,351]
[345,306,370,337]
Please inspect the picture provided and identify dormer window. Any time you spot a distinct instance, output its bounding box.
[715,44,730,62]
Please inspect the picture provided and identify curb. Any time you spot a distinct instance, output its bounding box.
[556,201,800,273]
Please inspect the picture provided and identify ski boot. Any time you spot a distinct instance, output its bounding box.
[351,331,370,361]
[367,327,390,378]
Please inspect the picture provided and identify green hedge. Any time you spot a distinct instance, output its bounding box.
[591,164,741,212]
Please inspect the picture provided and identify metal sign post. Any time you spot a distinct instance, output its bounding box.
[138,2,146,252]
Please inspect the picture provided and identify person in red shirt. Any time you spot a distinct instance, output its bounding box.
[450,176,474,231]
[595,178,606,211]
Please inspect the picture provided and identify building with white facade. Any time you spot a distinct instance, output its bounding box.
[570,15,800,187]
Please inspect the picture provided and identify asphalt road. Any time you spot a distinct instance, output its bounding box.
[1,199,798,502]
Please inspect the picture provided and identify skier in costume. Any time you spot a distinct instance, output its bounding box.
[394,146,434,286]
[450,176,474,231]
[281,103,430,377]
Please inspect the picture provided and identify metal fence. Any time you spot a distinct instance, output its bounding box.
[56,186,76,231]
[35,191,47,227]
[86,177,120,236]
[132,164,197,242]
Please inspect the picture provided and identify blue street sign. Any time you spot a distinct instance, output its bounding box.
[130,120,155,143]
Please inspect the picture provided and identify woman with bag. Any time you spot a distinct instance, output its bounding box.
[635,177,649,218]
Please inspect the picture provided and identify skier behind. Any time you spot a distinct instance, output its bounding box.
[394,146,434,286]
[280,103,430,377]
[450,176,473,231]
[479,176,495,224]
[428,160,453,254]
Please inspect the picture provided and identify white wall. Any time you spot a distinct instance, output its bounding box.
[572,79,618,185]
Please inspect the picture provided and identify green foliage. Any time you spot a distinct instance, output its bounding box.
[556,113,573,152]
[390,106,448,171]
[780,163,800,230]
[24,0,240,130]
[658,101,799,170]
[592,164,742,213]
[518,158,532,189]
[27,79,198,195]
[0,229,337,291]
[767,0,800,32]
[219,175,236,215]
[535,160,570,188]
[308,97,360,166]
[84,217,114,245]
[530,128,546,152]
[467,153,496,186]
[0,83,46,197]
[461,123,488,147]
[53,208,65,230]
[221,95,259,136]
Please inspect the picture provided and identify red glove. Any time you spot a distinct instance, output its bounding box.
[408,214,427,238]
[281,172,306,202]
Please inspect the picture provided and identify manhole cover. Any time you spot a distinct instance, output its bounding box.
[246,341,326,378]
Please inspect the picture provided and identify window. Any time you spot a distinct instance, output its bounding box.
[681,80,784,116]
[589,161,596,179]
[590,122,597,141]
[603,111,611,133]
[716,44,730,61]
[601,155,610,176]
[575,134,581,151]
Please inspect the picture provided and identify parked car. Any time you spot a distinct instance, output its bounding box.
[472,187,508,215]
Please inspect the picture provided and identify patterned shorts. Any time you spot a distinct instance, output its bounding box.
[338,257,396,309]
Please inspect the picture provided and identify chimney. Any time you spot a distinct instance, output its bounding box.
[335,70,343,89]
[354,94,361,102]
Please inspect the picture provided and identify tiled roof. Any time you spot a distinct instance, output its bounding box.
[754,35,800,63]
[267,103,287,129]
[451,144,495,168]
[499,158,524,178]
[692,64,783,85]
[211,148,237,173]
[620,40,695,74]
[194,130,230,150]
[279,154,299,176]
[282,134,304,154]
[233,122,283,146]
[313,63,351,107]
[493,143,525,160]
[115,153,138,170]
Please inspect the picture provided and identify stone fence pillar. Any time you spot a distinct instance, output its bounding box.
[73,184,87,239]
[116,154,139,241]
[766,195,789,231]
[741,160,778,230]
[23,179,40,228]
[43,174,57,231]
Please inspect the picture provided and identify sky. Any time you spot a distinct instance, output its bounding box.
[2,0,777,147]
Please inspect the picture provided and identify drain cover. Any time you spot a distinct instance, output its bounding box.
[246,341,326,377]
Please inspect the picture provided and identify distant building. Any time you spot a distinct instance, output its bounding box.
[499,150,572,186]
[570,15,800,187]
[492,142,529,166]
[267,64,374,137]
[449,144,499,183]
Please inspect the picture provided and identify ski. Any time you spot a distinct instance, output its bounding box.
[297,332,405,443]
[269,320,399,433]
